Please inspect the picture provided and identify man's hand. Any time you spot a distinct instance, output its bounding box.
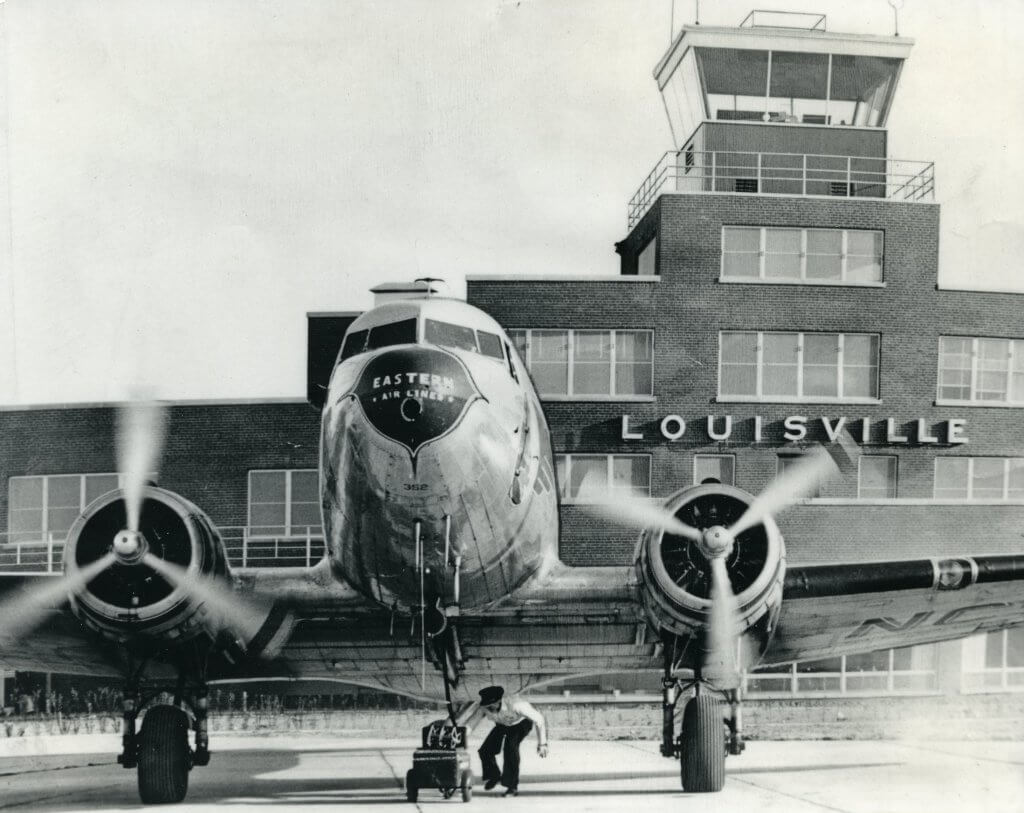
[537,743,549,758]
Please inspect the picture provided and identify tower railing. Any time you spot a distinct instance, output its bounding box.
[627,149,936,229]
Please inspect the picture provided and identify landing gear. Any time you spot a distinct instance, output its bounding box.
[117,651,213,805]
[680,693,725,792]
[659,647,744,793]
[137,705,191,804]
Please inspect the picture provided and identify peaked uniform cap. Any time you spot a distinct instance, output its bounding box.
[479,686,504,705]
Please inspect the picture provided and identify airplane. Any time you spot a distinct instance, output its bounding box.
[2,287,1024,803]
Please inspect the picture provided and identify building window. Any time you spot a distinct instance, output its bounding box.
[962,630,1024,691]
[719,331,879,401]
[722,227,883,284]
[745,645,937,696]
[694,455,735,486]
[8,473,124,543]
[506,329,654,399]
[777,455,821,498]
[938,336,1024,406]
[933,457,1024,501]
[554,454,651,503]
[248,470,322,537]
[858,456,897,499]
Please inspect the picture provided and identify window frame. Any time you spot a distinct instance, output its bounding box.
[937,336,1024,407]
[857,455,898,499]
[721,226,884,286]
[718,330,881,403]
[7,473,127,543]
[507,329,655,401]
[693,454,736,486]
[247,469,323,538]
[554,454,652,504]
[932,457,1024,501]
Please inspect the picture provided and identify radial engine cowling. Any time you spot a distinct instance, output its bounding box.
[64,486,229,645]
[635,483,786,651]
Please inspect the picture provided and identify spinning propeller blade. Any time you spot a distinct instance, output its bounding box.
[0,552,116,642]
[116,400,167,533]
[728,447,836,538]
[142,553,268,644]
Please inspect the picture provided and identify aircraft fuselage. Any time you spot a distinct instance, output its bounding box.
[319,298,559,612]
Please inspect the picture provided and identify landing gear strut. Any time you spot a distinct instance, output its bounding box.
[117,650,212,805]
[659,646,744,793]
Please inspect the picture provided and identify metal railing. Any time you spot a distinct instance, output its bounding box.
[627,149,936,228]
[0,526,326,576]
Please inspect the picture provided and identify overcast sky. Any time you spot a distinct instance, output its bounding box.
[1,0,1022,406]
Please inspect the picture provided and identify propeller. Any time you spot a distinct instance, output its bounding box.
[581,447,838,686]
[116,399,167,533]
[728,447,836,537]
[0,552,116,642]
[141,553,268,644]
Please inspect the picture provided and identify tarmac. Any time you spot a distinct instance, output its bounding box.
[0,734,1022,812]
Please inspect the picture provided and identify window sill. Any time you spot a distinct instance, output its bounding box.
[715,396,881,405]
[935,399,1024,409]
[541,395,657,403]
[719,278,885,288]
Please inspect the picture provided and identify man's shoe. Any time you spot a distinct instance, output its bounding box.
[503,787,518,797]
[484,779,499,790]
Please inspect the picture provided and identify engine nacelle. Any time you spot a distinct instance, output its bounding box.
[64,486,230,645]
[635,483,786,658]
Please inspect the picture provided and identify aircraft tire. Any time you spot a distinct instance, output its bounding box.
[680,694,726,793]
[137,705,191,804]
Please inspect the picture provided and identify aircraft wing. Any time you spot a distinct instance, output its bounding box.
[763,554,1024,665]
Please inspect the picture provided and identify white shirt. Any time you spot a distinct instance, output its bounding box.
[466,695,547,744]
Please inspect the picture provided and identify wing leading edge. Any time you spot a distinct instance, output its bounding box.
[764,554,1024,665]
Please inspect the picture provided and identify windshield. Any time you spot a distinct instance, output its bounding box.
[340,318,418,362]
[425,319,505,360]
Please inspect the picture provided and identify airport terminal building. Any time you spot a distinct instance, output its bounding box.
[3,14,1024,702]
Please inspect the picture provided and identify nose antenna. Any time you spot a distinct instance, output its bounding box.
[414,277,445,298]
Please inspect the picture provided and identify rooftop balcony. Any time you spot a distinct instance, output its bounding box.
[627,148,935,229]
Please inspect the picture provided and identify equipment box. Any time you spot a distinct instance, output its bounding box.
[405,723,473,803]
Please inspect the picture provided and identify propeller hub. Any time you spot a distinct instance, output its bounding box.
[699,525,735,560]
[112,529,148,564]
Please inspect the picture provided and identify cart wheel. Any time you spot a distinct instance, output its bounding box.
[405,769,418,802]
[460,770,473,802]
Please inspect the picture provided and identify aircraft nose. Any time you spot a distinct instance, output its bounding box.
[349,346,482,455]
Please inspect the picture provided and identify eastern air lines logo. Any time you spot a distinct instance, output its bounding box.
[349,347,483,457]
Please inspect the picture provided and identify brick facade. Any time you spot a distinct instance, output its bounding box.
[468,193,1024,567]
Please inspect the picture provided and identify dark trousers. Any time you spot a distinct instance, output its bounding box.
[478,719,533,789]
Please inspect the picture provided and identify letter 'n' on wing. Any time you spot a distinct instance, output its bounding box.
[761,554,1024,666]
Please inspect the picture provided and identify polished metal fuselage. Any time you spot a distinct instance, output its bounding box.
[320,331,559,613]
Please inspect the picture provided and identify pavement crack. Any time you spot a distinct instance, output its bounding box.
[730,775,857,813]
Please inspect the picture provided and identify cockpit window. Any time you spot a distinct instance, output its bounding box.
[425,319,478,353]
[476,331,504,360]
[367,318,418,350]
[339,329,369,361]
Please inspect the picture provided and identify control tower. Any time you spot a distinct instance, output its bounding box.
[620,10,933,270]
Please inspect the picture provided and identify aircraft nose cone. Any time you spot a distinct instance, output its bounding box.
[349,347,481,455]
